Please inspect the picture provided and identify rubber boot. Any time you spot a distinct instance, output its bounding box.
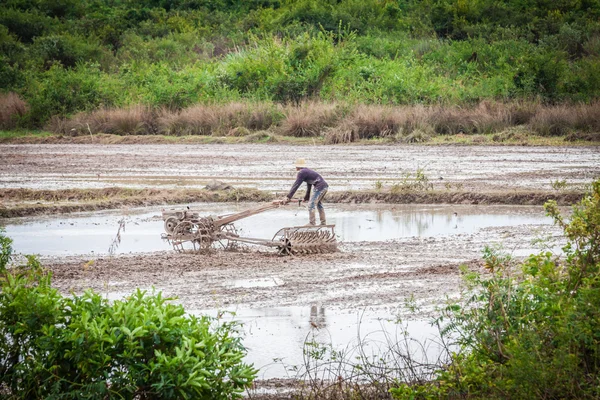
[319,209,327,225]
[308,209,316,226]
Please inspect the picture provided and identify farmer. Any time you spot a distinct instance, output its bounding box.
[282,158,329,225]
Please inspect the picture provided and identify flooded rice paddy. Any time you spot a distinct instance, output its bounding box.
[3,203,561,378]
[3,203,553,256]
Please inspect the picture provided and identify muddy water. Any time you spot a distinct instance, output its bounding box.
[3,203,552,256]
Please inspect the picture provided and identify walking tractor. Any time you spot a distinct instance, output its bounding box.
[161,200,337,255]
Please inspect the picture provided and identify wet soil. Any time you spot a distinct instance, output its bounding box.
[42,221,561,314]
[1,143,597,217]
[1,144,598,193]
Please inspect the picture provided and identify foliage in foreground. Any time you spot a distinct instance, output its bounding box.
[0,238,256,399]
[393,178,600,398]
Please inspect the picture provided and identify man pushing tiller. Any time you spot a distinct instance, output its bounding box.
[280,158,329,226]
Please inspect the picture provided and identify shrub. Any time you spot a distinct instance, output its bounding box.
[0,8,56,43]
[25,63,113,126]
[0,227,12,273]
[0,92,29,129]
[0,230,257,398]
[31,34,108,69]
[407,178,600,399]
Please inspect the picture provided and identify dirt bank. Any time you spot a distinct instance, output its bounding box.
[0,187,272,218]
[0,187,584,218]
[2,132,600,146]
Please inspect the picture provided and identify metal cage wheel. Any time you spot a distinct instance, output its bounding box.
[217,223,240,251]
[277,238,293,256]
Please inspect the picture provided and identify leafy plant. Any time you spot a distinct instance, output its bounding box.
[398,178,600,399]
[0,227,12,273]
[0,229,257,398]
[391,167,434,193]
[552,178,568,190]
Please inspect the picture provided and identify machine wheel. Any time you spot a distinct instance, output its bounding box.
[171,221,197,253]
[164,217,180,234]
[194,219,215,253]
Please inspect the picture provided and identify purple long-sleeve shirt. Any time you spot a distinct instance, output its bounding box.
[287,168,328,200]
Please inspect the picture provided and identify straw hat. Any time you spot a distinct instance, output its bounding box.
[295,158,307,168]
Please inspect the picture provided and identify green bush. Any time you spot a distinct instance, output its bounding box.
[397,179,600,398]
[0,227,12,273]
[24,63,116,124]
[31,34,108,69]
[2,0,600,126]
[0,231,257,398]
[0,8,57,43]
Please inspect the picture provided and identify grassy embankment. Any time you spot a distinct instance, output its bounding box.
[1,0,600,144]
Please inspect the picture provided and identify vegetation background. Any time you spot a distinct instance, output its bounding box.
[1,0,599,140]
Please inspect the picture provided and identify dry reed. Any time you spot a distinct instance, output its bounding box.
[42,101,600,142]
[0,92,29,129]
[530,101,600,136]
[280,102,342,137]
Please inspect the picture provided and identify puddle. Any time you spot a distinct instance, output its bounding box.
[191,306,445,379]
[1,203,554,256]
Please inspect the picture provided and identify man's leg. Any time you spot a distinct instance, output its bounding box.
[316,188,328,225]
[307,188,324,226]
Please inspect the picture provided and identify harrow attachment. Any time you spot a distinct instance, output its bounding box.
[272,225,337,256]
[161,202,337,255]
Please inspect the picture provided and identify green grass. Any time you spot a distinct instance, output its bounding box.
[0,130,52,140]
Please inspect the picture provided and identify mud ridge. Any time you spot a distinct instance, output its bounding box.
[327,190,583,206]
[0,188,274,218]
[0,187,584,218]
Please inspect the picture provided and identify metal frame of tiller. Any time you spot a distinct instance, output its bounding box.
[161,201,337,255]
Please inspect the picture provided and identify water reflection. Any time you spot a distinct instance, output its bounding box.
[193,305,442,379]
[2,203,553,255]
[310,304,326,329]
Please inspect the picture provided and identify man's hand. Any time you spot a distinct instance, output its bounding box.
[273,197,290,205]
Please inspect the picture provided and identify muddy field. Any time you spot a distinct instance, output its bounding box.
[1,143,596,379]
[1,144,599,192]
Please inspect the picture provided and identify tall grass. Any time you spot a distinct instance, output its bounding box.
[155,102,283,136]
[0,92,29,130]
[529,101,600,136]
[45,101,600,142]
[280,102,343,137]
[46,106,154,135]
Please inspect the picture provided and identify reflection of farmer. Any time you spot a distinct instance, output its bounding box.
[283,158,329,226]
